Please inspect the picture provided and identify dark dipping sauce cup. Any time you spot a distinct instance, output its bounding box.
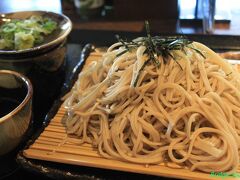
[0,41,66,129]
[0,70,33,178]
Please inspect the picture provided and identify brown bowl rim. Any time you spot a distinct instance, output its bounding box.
[0,38,66,61]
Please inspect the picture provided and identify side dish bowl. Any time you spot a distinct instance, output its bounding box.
[0,10,72,55]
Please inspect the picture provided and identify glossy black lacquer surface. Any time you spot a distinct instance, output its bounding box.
[16,31,240,180]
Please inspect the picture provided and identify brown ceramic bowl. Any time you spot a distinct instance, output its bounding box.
[0,10,72,55]
[0,70,33,155]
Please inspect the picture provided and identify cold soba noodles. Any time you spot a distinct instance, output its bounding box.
[63,35,240,173]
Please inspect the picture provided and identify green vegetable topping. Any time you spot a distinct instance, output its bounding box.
[0,15,57,50]
[116,21,205,87]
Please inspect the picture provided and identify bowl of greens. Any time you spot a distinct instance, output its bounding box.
[0,11,72,128]
[0,11,72,54]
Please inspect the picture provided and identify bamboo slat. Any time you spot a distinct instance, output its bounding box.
[23,53,240,180]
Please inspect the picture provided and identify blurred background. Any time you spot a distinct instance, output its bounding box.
[0,0,239,35]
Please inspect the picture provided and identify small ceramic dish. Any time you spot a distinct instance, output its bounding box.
[0,10,72,55]
[0,70,33,155]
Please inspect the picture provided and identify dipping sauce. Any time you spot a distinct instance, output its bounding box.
[0,98,20,117]
[0,86,26,118]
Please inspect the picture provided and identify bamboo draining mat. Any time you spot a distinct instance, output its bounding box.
[24,52,240,180]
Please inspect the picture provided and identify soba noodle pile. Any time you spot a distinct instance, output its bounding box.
[63,37,240,173]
